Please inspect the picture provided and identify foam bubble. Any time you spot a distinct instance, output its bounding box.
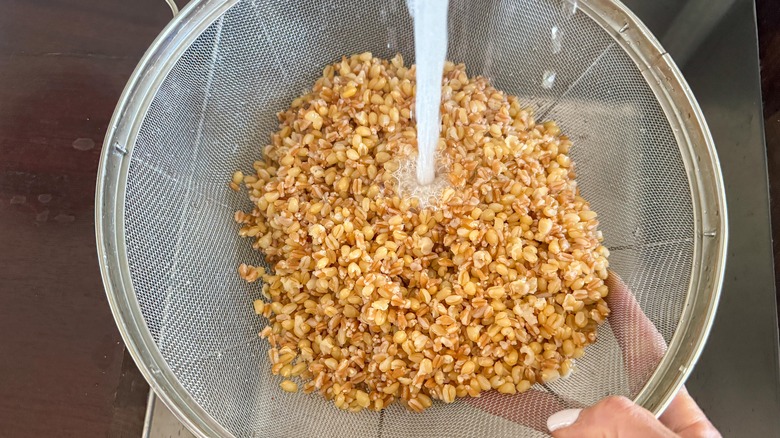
[392,155,451,209]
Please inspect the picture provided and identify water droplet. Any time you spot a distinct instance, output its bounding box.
[10,195,26,205]
[36,210,49,222]
[551,26,562,54]
[562,0,577,15]
[37,194,52,203]
[73,138,95,151]
[541,70,557,89]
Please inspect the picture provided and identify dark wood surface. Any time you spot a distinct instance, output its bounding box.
[0,1,170,436]
[0,1,778,437]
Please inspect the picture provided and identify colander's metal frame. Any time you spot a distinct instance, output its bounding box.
[95,0,727,436]
[580,0,728,415]
[96,2,239,436]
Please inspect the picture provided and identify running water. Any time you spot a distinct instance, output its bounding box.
[410,0,449,186]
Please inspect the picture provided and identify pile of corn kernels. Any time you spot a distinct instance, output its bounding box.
[233,52,610,413]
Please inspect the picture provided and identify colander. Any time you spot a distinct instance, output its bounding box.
[95,0,728,436]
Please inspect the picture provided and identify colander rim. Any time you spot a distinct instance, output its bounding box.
[95,0,728,436]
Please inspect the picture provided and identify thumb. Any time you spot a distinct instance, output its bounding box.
[548,396,677,438]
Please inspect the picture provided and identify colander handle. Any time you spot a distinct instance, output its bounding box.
[164,0,179,16]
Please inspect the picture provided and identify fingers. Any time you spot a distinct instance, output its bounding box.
[660,387,721,438]
[549,396,677,438]
[606,271,667,394]
[547,408,582,433]
[548,391,721,438]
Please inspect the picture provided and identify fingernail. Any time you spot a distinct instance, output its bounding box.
[547,408,582,432]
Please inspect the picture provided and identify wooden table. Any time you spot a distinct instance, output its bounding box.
[0,1,170,436]
[0,1,778,437]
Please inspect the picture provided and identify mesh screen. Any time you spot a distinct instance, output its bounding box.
[123,0,694,436]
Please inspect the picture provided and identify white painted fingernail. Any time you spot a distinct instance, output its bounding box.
[547,408,582,432]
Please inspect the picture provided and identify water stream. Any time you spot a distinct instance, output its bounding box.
[410,0,449,186]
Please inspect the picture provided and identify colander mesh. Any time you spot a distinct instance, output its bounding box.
[123,0,693,436]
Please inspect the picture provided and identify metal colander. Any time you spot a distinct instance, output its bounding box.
[96,0,727,436]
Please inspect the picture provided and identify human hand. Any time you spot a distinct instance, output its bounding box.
[547,387,720,437]
[546,274,719,437]
[465,272,718,437]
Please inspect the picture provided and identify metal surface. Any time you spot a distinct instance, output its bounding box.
[96,0,727,436]
[646,0,780,436]
[144,392,198,438]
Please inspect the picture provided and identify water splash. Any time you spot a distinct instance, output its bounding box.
[542,70,557,89]
[410,0,449,186]
[551,26,562,54]
[393,157,450,209]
